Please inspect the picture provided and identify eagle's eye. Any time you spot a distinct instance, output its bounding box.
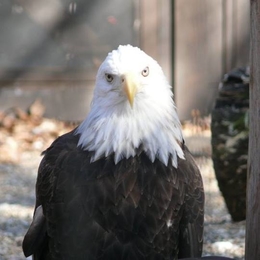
[141,67,149,77]
[105,73,114,83]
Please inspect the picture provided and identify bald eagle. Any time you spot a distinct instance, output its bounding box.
[23,45,204,260]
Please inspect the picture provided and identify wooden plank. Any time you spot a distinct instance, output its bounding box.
[174,0,223,120]
[222,0,235,73]
[234,0,250,67]
[0,80,95,121]
[222,0,250,72]
[158,0,172,80]
[139,0,171,80]
[174,0,249,120]
[0,0,136,77]
[140,0,159,59]
[245,1,260,259]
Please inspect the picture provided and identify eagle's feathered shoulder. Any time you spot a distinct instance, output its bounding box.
[36,128,83,208]
[23,128,85,258]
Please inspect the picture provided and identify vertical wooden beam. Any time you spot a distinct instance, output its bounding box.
[222,0,235,73]
[139,0,159,59]
[139,0,171,81]
[158,0,172,81]
[234,0,250,67]
[174,0,223,120]
[222,0,250,74]
[246,0,260,259]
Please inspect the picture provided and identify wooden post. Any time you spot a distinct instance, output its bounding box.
[246,1,260,259]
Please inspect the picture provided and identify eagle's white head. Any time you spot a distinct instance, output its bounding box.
[76,45,184,167]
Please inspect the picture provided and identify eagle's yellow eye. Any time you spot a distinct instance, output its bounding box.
[105,74,114,83]
[141,67,149,77]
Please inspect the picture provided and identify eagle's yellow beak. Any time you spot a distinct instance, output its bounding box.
[123,74,138,108]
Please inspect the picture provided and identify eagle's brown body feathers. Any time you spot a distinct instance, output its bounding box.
[23,129,204,260]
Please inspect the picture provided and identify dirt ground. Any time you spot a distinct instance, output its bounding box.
[0,115,245,259]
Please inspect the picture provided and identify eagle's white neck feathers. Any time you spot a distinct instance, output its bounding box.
[76,45,184,167]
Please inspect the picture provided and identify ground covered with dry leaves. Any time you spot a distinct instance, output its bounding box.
[0,104,245,259]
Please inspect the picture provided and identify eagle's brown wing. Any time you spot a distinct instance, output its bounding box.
[178,146,204,258]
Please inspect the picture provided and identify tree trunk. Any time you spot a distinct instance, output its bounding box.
[245,1,260,259]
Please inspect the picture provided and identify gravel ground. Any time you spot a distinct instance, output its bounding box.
[0,129,245,260]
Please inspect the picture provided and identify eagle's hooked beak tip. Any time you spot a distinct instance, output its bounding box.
[123,74,138,108]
